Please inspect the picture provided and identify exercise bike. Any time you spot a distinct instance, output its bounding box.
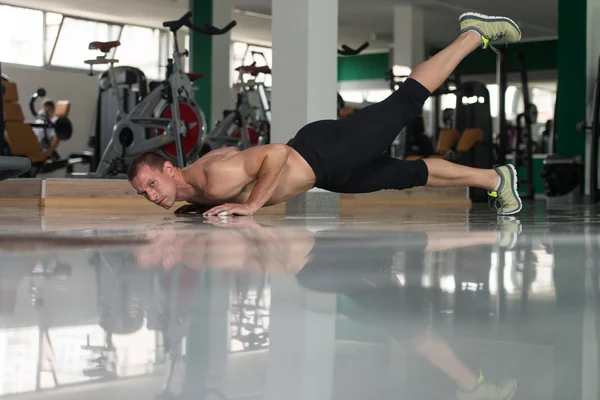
[199,51,271,155]
[74,12,236,178]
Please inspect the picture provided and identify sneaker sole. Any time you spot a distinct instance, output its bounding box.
[459,12,522,41]
[499,164,523,216]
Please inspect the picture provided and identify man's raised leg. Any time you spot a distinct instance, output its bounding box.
[331,13,521,170]
[409,30,482,94]
[322,13,523,215]
[409,14,523,216]
[408,13,521,93]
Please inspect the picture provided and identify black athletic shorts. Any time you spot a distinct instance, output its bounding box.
[287,78,432,193]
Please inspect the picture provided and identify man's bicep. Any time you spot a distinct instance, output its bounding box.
[241,147,271,175]
[220,147,269,179]
[205,152,262,196]
[207,146,273,188]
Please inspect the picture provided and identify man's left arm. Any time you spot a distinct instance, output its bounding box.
[203,144,291,216]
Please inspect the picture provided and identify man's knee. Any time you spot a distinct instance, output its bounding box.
[392,78,431,112]
[409,159,429,187]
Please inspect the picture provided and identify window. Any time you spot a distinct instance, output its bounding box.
[440,93,457,111]
[163,32,190,77]
[51,17,121,69]
[486,84,519,119]
[45,12,63,63]
[231,42,272,87]
[231,42,248,85]
[339,90,364,104]
[365,89,393,103]
[184,33,190,72]
[245,45,272,87]
[0,5,44,66]
[531,85,557,123]
[114,25,161,80]
[0,4,179,77]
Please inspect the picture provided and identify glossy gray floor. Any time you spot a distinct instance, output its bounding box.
[0,200,597,400]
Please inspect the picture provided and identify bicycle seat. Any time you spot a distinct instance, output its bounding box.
[89,41,121,53]
[239,65,272,76]
[186,72,205,81]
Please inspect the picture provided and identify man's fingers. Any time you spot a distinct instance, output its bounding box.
[204,204,236,217]
[204,208,224,217]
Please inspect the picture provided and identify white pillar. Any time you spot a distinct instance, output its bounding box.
[392,5,425,70]
[271,0,338,144]
[211,0,234,128]
[265,275,337,400]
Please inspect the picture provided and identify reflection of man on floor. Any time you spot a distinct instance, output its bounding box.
[136,217,520,400]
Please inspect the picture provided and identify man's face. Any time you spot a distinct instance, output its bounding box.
[131,163,177,209]
[44,105,55,118]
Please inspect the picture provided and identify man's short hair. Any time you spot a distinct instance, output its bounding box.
[127,152,168,181]
[43,100,55,110]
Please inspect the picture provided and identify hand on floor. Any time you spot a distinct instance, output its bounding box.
[203,203,256,217]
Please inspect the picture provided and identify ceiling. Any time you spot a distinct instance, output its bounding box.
[2,0,558,52]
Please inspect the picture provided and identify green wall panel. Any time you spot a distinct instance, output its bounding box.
[338,53,389,81]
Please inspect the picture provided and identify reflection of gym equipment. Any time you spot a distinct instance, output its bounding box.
[29,258,72,307]
[88,251,149,378]
[81,333,118,379]
[0,61,31,179]
[200,52,271,154]
[75,12,235,178]
[91,252,148,334]
[230,273,270,351]
[15,257,75,390]
[1,80,90,177]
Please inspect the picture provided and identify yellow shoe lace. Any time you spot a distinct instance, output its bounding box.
[488,190,504,212]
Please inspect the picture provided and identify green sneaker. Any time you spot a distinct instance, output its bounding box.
[457,372,517,400]
[459,12,522,51]
[488,165,522,216]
